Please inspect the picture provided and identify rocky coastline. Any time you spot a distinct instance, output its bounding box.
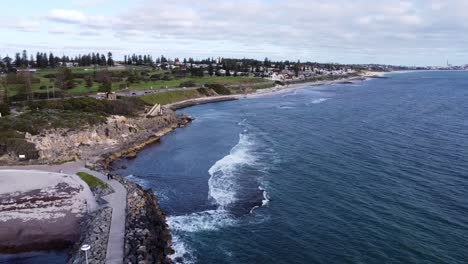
[68,207,112,264]
[115,177,174,264]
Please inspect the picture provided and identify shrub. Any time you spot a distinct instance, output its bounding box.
[0,130,39,159]
[206,84,231,95]
[179,80,197,88]
[43,73,57,79]
[0,103,10,116]
[28,97,145,116]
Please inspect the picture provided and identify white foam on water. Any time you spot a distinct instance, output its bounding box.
[278,105,295,109]
[260,186,270,206]
[169,234,196,264]
[126,174,149,188]
[249,187,270,214]
[169,134,258,263]
[237,118,247,126]
[311,98,329,104]
[168,209,238,263]
[168,209,236,233]
[207,133,256,208]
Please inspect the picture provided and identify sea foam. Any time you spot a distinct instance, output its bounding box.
[311,98,329,104]
[207,133,256,208]
[169,132,274,263]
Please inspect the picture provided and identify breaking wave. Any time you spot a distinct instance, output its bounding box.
[169,132,271,263]
[126,174,149,188]
[311,98,329,104]
[208,133,257,208]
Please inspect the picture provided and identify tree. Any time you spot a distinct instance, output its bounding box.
[49,52,55,67]
[55,66,75,90]
[84,75,93,89]
[208,64,214,76]
[98,71,112,93]
[17,71,33,101]
[92,52,97,65]
[15,53,21,68]
[0,76,8,104]
[21,50,28,68]
[100,54,106,66]
[107,52,114,66]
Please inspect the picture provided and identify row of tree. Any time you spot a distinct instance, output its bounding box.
[124,54,154,66]
[0,50,115,72]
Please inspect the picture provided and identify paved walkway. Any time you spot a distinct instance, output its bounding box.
[0,161,126,264]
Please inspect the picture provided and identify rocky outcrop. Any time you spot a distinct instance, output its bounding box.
[26,108,180,165]
[0,170,97,254]
[118,177,174,264]
[68,207,112,264]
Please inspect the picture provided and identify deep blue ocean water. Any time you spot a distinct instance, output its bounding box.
[117,71,465,263]
[4,71,466,264]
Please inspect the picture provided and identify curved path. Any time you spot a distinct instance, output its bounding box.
[0,161,126,264]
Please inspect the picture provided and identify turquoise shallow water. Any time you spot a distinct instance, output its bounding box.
[114,71,468,263]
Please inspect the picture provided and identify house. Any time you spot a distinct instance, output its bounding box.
[106,92,117,100]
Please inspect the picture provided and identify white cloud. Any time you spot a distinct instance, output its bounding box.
[14,21,41,32]
[72,0,109,8]
[48,27,72,34]
[11,0,468,65]
[47,9,87,24]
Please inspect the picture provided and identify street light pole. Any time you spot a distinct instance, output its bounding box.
[81,244,91,264]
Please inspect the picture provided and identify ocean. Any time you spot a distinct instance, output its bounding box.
[3,71,466,264]
[115,71,467,263]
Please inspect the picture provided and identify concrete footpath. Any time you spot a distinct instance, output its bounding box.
[0,161,127,264]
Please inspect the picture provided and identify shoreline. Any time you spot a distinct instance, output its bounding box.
[0,70,393,262]
[163,71,389,110]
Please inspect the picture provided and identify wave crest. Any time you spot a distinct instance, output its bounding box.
[207,134,256,208]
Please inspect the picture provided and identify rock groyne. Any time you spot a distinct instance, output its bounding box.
[118,177,174,264]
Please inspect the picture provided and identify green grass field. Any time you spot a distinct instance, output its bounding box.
[77,172,109,191]
[3,66,267,100]
[140,89,204,105]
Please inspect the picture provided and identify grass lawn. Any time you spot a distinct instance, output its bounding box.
[140,89,204,105]
[4,66,268,100]
[77,172,109,191]
[122,77,266,91]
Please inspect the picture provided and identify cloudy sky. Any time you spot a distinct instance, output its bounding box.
[1,0,467,66]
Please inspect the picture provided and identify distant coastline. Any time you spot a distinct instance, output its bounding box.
[0,69,397,263]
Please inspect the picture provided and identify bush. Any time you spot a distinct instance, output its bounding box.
[179,80,197,88]
[0,103,10,116]
[28,97,146,116]
[162,74,173,81]
[196,87,212,96]
[0,130,38,159]
[206,84,231,95]
[43,73,57,79]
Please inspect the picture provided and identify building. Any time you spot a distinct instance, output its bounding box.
[106,92,117,100]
